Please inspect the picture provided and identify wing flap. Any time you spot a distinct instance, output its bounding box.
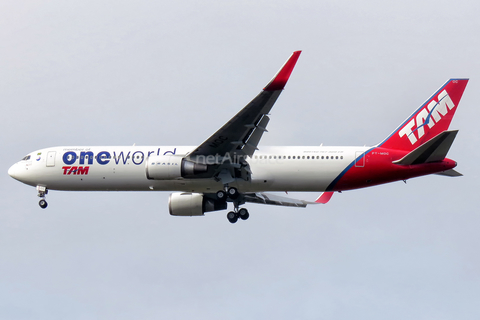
[241,115,270,156]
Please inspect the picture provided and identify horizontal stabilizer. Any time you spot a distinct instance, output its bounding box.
[393,130,458,165]
[435,169,463,177]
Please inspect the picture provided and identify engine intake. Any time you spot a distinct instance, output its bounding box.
[168,193,227,216]
[146,155,207,180]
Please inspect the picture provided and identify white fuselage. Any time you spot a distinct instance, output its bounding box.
[9,145,371,193]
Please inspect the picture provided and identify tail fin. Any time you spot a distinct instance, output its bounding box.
[379,79,468,151]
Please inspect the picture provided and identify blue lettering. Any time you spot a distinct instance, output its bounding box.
[163,148,176,155]
[132,151,144,165]
[63,151,77,165]
[60,149,178,166]
[80,151,94,165]
[113,151,131,165]
[97,151,111,165]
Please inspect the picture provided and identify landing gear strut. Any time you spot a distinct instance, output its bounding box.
[37,185,48,209]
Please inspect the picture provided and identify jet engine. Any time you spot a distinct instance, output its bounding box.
[168,192,227,216]
[146,155,207,180]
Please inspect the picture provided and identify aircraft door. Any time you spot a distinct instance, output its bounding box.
[46,151,56,167]
[355,151,365,167]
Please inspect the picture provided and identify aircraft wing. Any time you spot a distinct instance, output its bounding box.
[187,51,301,160]
[242,191,333,207]
[243,192,309,207]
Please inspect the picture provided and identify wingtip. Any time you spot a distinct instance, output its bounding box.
[264,51,302,91]
[315,191,334,204]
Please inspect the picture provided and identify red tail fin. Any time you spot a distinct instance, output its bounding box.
[379,79,468,151]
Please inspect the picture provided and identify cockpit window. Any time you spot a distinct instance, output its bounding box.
[21,155,31,161]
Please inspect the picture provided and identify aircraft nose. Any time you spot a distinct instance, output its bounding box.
[8,164,17,179]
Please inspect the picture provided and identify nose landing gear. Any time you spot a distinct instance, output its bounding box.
[39,199,48,209]
[37,185,48,209]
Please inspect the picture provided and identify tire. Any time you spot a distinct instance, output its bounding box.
[227,187,239,199]
[39,199,48,209]
[227,211,238,223]
[238,208,249,220]
[216,190,227,201]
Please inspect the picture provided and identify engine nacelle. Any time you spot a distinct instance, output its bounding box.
[168,193,227,216]
[146,155,207,180]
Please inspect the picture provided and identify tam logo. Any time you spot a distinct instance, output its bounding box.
[62,166,89,175]
[398,89,455,145]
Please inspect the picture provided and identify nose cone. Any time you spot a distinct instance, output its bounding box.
[8,163,17,179]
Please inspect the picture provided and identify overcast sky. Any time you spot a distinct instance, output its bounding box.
[1,0,479,319]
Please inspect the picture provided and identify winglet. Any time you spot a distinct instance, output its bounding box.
[264,51,302,91]
[315,192,334,204]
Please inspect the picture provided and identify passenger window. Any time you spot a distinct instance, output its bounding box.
[336,156,338,159]
[307,156,310,159]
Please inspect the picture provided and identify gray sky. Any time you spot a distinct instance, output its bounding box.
[1,0,479,319]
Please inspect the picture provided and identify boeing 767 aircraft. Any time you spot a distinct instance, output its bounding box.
[8,51,468,223]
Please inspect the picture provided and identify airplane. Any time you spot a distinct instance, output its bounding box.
[8,51,468,223]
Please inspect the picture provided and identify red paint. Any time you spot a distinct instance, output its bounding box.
[264,51,302,91]
[380,79,468,152]
[316,192,334,204]
[62,166,90,175]
[332,149,457,191]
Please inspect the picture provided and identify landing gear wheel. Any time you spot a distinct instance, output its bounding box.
[227,187,239,199]
[216,190,227,201]
[238,208,249,220]
[227,211,238,224]
[39,199,48,209]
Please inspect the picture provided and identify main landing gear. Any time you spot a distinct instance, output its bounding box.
[216,186,239,201]
[227,207,249,224]
[37,185,48,209]
[216,186,249,223]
